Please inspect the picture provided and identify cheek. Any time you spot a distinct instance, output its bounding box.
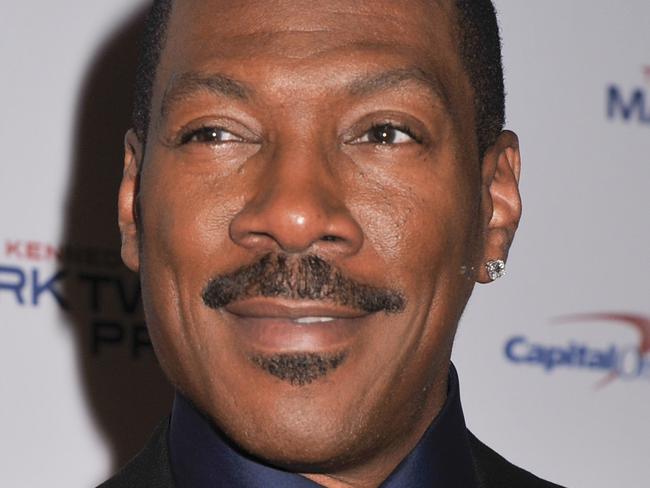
[135,154,246,376]
[352,166,478,290]
[138,153,247,282]
[353,187,413,262]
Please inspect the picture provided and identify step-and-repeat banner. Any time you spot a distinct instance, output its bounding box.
[1,1,648,486]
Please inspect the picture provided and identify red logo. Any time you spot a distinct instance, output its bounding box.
[554,313,650,387]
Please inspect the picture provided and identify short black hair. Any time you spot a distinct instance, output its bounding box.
[132,0,504,157]
[132,0,173,144]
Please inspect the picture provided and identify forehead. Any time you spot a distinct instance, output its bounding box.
[153,0,471,125]
[168,0,454,45]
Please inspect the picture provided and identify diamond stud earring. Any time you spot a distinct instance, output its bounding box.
[485,259,506,281]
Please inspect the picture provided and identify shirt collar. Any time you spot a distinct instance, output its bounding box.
[169,364,478,488]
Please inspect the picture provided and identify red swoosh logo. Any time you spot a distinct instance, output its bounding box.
[553,313,650,354]
[552,313,650,388]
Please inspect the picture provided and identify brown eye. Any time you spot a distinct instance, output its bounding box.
[354,123,418,145]
[181,127,243,145]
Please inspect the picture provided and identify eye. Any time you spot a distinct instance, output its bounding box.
[180,126,243,145]
[353,123,419,145]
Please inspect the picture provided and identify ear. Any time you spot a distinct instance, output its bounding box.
[475,130,522,283]
[118,129,143,272]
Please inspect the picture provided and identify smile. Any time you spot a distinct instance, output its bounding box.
[222,298,372,352]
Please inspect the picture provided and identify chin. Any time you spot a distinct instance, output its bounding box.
[183,364,381,472]
[226,406,375,474]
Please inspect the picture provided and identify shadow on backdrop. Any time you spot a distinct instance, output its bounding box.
[62,5,173,473]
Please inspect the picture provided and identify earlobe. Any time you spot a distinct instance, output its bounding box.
[118,129,143,272]
[475,130,522,284]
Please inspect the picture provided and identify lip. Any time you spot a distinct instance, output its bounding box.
[223,298,371,352]
[225,298,370,320]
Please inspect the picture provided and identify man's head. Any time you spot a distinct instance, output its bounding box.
[118,0,521,485]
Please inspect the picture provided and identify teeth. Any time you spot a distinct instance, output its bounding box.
[293,317,336,324]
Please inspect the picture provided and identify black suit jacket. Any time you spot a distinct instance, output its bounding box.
[99,420,565,488]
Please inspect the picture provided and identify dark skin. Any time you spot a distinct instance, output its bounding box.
[118,0,521,486]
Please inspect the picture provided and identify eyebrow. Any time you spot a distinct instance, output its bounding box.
[159,67,450,119]
[160,71,253,118]
[346,67,451,109]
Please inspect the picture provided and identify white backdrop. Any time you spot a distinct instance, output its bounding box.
[1,2,648,487]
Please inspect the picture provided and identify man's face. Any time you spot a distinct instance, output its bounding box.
[119,0,520,481]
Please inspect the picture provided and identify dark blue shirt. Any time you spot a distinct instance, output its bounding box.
[169,364,478,487]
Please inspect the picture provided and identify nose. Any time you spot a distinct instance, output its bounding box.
[229,145,363,256]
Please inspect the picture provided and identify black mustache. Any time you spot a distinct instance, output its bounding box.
[201,253,406,314]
